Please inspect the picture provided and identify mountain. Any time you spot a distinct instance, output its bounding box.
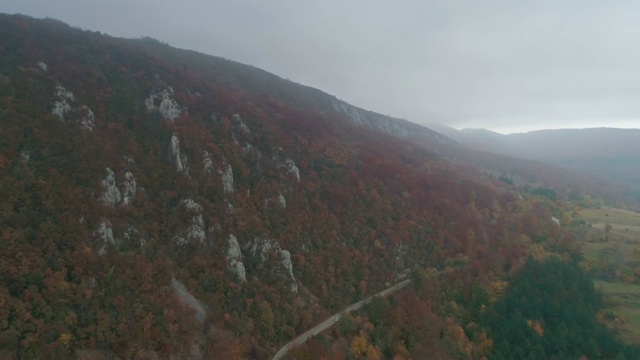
[454,127,640,189]
[0,14,636,359]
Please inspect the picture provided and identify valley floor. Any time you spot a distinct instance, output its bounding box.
[577,206,640,344]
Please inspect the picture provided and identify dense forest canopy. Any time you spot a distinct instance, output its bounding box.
[0,14,636,359]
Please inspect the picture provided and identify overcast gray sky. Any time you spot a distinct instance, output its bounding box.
[3,0,640,133]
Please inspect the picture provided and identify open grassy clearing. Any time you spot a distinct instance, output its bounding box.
[580,207,640,228]
[594,280,640,344]
[576,206,640,262]
[582,242,638,264]
[576,207,640,344]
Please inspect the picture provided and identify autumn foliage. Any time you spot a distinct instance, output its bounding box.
[0,14,634,359]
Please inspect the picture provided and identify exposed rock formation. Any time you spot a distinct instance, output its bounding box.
[52,85,73,119]
[145,85,182,120]
[95,221,116,255]
[182,198,201,212]
[226,234,246,283]
[102,167,122,206]
[274,152,301,182]
[283,158,300,181]
[218,161,234,193]
[76,105,96,131]
[121,172,137,206]
[333,100,411,138]
[168,133,187,172]
[332,100,451,145]
[202,151,214,175]
[175,199,207,246]
[248,237,298,293]
[51,85,96,131]
[277,193,286,209]
[232,114,250,134]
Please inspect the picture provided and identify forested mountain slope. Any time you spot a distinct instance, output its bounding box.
[0,14,635,359]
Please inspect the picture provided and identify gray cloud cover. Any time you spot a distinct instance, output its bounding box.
[4,0,640,133]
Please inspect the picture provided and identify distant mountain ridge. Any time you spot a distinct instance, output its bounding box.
[450,127,640,187]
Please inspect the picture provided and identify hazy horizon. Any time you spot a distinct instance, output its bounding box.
[453,122,640,135]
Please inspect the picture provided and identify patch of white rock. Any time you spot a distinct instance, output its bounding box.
[218,161,234,193]
[283,158,300,181]
[168,133,188,172]
[274,151,300,182]
[51,85,96,131]
[37,61,48,71]
[102,168,122,206]
[175,199,207,246]
[226,234,247,283]
[101,167,136,207]
[122,172,137,206]
[248,237,298,293]
[145,85,183,121]
[95,220,116,256]
[202,151,214,175]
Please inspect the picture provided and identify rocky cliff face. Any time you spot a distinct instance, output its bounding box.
[168,133,188,172]
[145,81,183,121]
[51,84,96,131]
[175,199,207,246]
[121,172,137,206]
[102,168,122,206]
[218,161,234,193]
[248,237,299,293]
[226,234,247,283]
[332,100,451,145]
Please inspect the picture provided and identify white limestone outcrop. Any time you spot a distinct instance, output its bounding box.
[51,85,95,131]
[175,199,207,246]
[248,237,298,293]
[333,100,411,138]
[283,158,300,181]
[145,86,182,121]
[168,133,187,172]
[76,105,96,131]
[186,215,206,243]
[274,152,301,182]
[232,114,250,134]
[182,198,202,212]
[121,172,137,206]
[95,221,116,255]
[52,85,73,119]
[218,161,234,193]
[202,151,214,175]
[226,234,246,283]
[102,168,122,207]
[37,61,48,71]
[277,193,287,209]
[102,168,137,207]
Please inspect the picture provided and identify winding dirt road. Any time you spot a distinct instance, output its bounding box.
[272,279,411,360]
